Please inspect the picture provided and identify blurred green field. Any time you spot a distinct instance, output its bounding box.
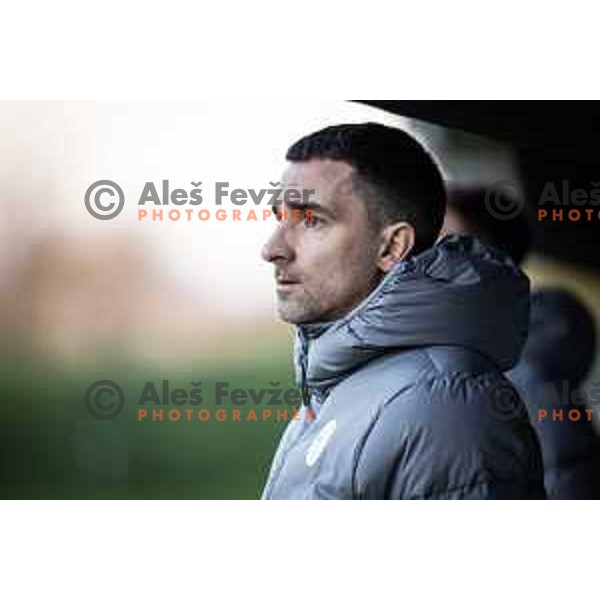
[0,350,296,499]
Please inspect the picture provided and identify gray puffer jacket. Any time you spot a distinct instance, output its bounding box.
[262,235,546,499]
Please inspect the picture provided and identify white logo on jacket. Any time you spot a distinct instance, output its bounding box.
[305,419,337,467]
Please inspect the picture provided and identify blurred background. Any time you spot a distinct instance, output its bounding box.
[1,100,598,498]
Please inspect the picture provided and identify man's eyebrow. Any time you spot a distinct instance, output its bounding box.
[280,199,335,217]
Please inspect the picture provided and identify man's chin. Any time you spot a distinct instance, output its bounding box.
[276,308,306,325]
[276,301,317,325]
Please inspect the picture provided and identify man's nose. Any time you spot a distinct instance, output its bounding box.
[261,226,294,264]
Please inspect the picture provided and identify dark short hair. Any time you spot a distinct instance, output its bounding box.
[446,187,533,265]
[286,122,447,256]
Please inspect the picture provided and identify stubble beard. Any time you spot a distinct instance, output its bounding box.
[276,288,324,325]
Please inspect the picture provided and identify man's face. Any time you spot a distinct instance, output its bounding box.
[261,159,384,324]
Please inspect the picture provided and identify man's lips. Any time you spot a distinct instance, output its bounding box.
[275,274,301,288]
[276,280,301,286]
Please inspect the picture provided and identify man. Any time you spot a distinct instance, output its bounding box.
[442,187,600,499]
[261,123,545,499]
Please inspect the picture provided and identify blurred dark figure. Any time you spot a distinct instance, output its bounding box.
[441,186,600,499]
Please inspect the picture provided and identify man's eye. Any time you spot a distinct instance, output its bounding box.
[303,215,321,228]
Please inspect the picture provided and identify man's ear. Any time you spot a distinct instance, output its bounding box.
[376,222,415,272]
